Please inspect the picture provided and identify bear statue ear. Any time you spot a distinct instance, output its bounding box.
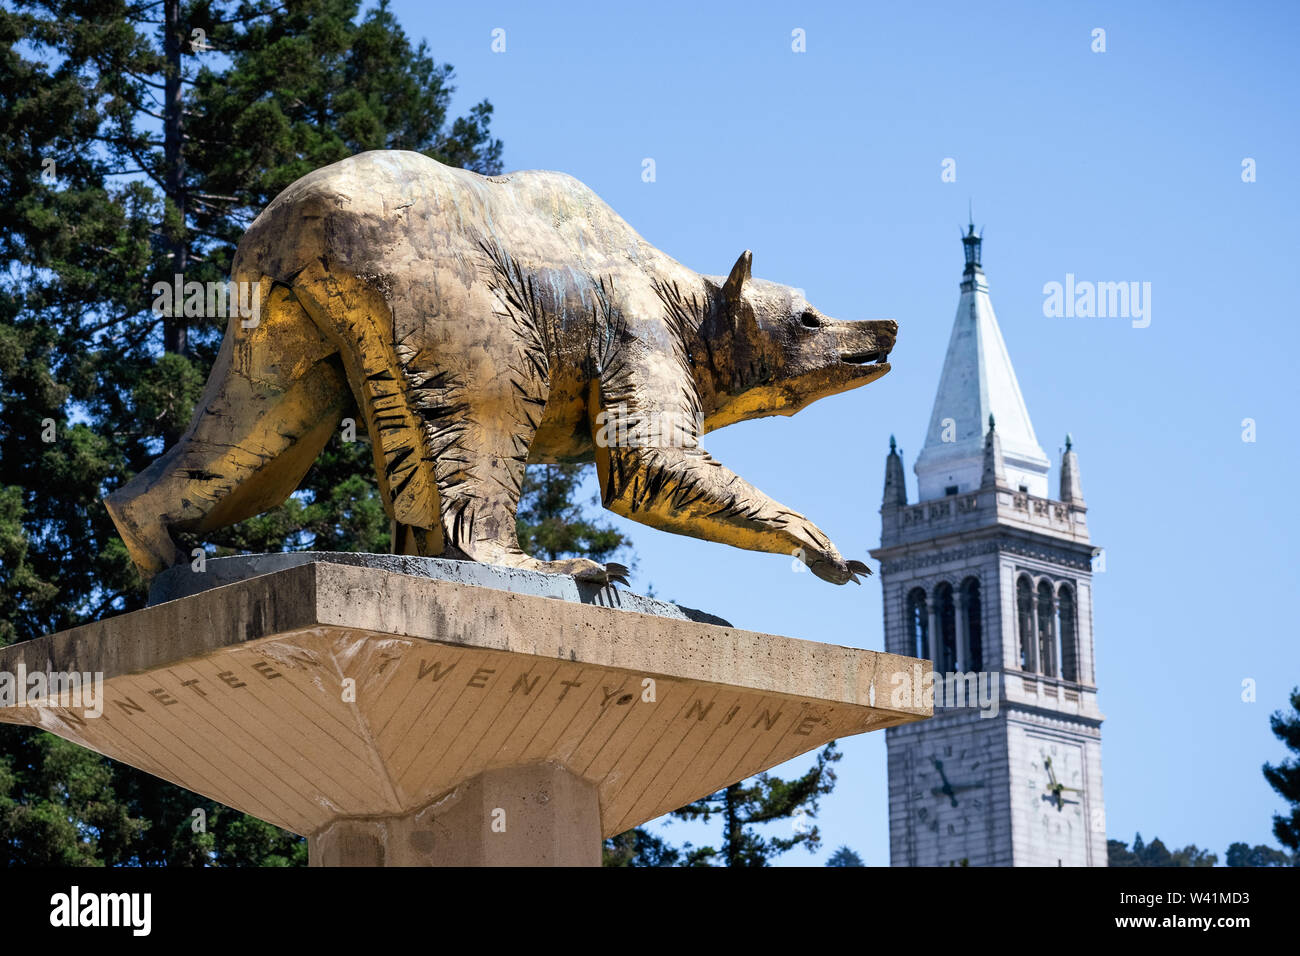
[721,249,752,305]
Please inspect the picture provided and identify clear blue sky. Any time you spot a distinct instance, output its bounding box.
[389,0,1299,864]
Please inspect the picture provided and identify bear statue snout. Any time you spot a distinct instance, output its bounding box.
[831,318,897,367]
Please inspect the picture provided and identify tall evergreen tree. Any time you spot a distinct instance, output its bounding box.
[516,463,630,566]
[0,0,502,864]
[825,845,864,867]
[1224,842,1294,867]
[602,743,843,867]
[1107,833,1217,867]
[1264,686,1300,854]
[601,826,680,868]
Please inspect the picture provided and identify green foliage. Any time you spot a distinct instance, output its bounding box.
[1263,686,1300,853]
[825,845,864,867]
[1107,833,1217,867]
[670,741,841,867]
[0,0,501,865]
[132,352,206,443]
[0,727,147,865]
[601,827,681,867]
[516,463,631,566]
[1224,841,1295,867]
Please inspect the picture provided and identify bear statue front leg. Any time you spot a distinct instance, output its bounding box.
[593,442,868,585]
[587,337,869,585]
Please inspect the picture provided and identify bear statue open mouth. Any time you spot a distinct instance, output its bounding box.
[840,349,891,365]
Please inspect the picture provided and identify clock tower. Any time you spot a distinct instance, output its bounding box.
[871,223,1106,866]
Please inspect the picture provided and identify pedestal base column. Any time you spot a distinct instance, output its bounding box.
[308,763,600,867]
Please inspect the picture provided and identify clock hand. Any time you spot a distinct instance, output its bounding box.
[931,758,959,805]
[931,779,984,807]
[933,758,953,788]
[930,784,957,807]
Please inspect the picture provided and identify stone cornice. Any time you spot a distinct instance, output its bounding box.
[871,529,1095,574]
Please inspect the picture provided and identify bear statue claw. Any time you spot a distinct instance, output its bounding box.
[576,561,630,588]
[809,556,873,586]
[847,559,872,584]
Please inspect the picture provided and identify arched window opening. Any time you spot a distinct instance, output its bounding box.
[961,577,983,673]
[1058,585,1079,682]
[935,582,957,673]
[906,588,929,661]
[1016,576,1035,671]
[1036,580,1057,677]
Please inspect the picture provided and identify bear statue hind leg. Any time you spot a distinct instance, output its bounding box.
[104,281,351,580]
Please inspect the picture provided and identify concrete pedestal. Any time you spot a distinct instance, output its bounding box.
[0,559,929,866]
[309,764,601,866]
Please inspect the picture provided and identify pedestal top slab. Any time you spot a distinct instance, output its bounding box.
[147,551,731,626]
[0,562,929,838]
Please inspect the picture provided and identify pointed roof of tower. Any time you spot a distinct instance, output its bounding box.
[1060,433,1085,504]
[914,221,1050,500]
[882,434,908,508]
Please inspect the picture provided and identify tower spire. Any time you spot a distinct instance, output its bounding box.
[882,434,908,508]
[1060,433,1085,504]
[913,220,1050,500]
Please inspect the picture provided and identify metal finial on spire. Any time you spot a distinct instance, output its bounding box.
[988,413,996,431]
[889,434,897,453]
[962,209,983,276]
[1065,433,1073,451]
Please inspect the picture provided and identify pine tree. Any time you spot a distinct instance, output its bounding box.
[1224,842,1294,867]
[669,742,842,867]
[1107,833,1216,867]
[0,0,502,865]
[1264,686,1300,853]
[601,827,681,867]
[602,744,843,867]
[825,845,864,866]
[516,463,630,566]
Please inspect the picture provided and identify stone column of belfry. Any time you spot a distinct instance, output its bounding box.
[1028,589,1040,676]
[928,603,940,674]
[1043,590,1057,677]
[954,591,968,674]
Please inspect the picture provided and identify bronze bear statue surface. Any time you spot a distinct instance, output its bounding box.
[106,151,896,586]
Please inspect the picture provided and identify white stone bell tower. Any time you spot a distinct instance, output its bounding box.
[872,223,1106,866]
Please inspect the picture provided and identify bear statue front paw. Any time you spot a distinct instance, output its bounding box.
[786,517,872,585]
[807,553,872,586]
[537,556,630,588]
[573,560,630,588]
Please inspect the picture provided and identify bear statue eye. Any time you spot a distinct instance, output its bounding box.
[799,311,820,329]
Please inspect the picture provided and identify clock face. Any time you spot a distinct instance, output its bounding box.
[1023,738,1088,864]
[909,740,995,863]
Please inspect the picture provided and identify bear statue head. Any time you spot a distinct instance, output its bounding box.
[696,250,897,432]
